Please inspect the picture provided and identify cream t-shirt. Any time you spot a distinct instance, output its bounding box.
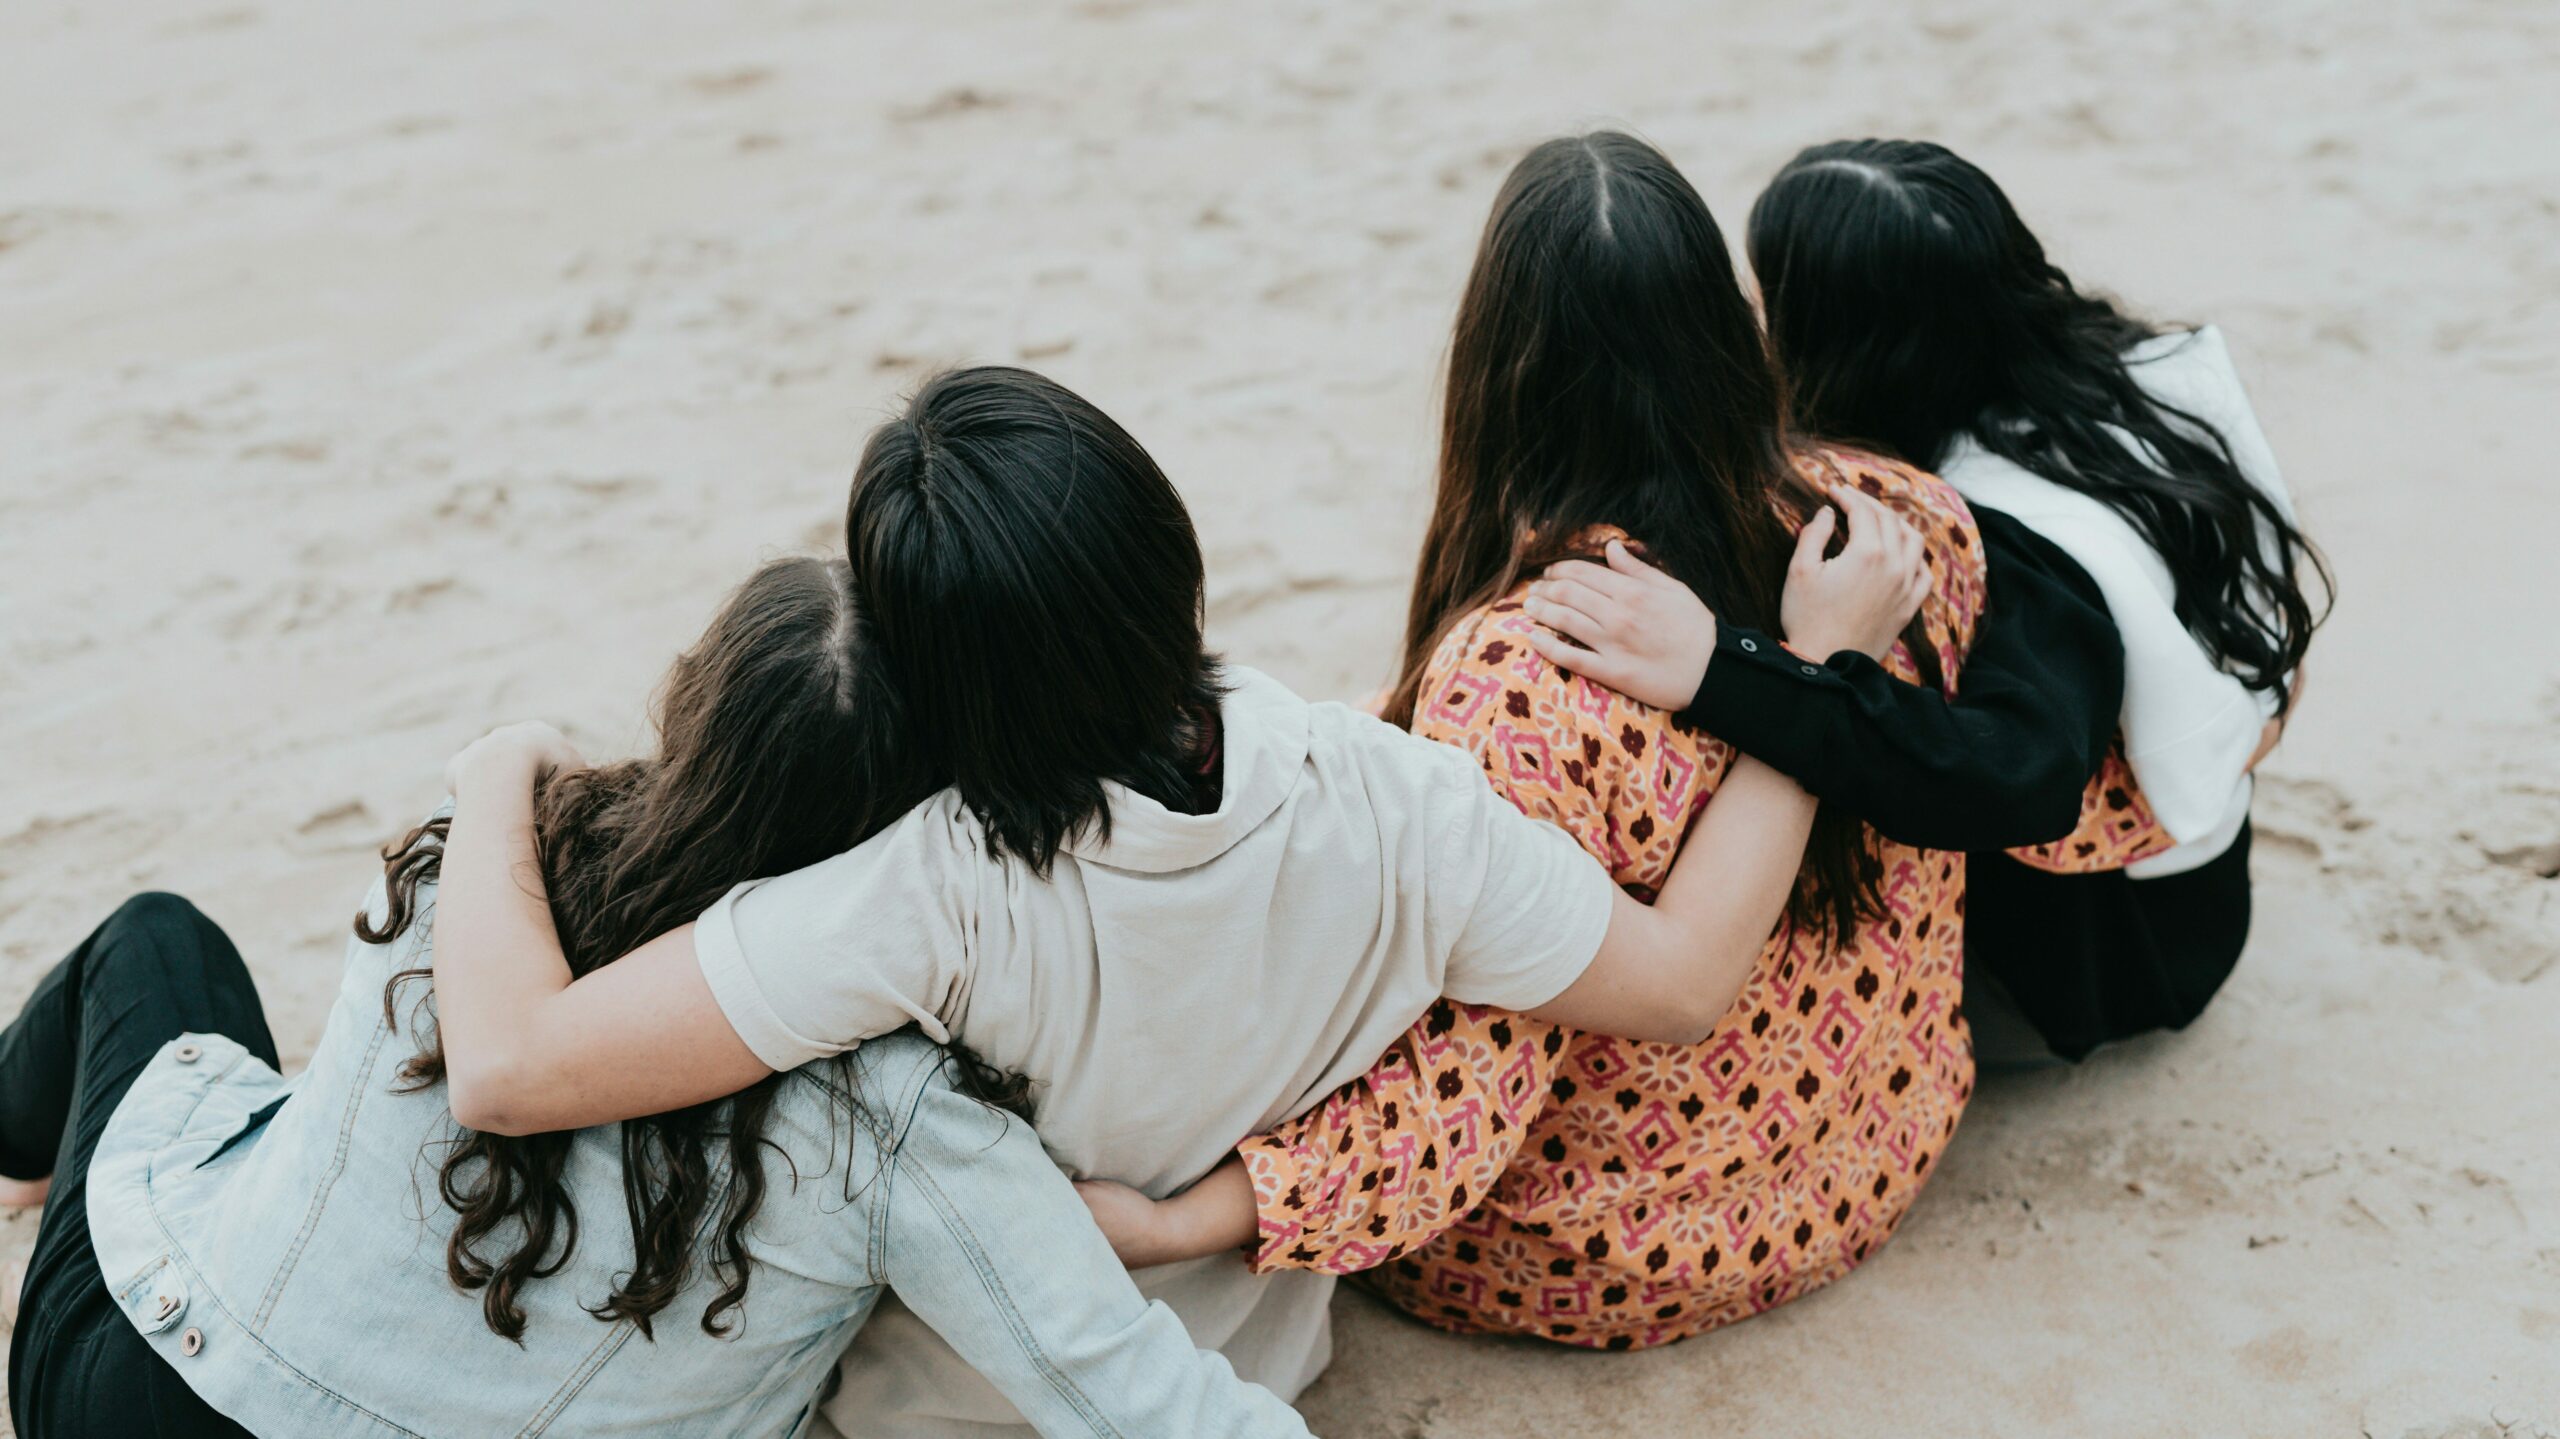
[695,665,1615,1436]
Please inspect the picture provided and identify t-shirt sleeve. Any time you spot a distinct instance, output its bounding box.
[1431,757,1616,1012]
[692,802,978,1072]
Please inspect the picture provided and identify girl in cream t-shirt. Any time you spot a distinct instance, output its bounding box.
[697,666,1620,1431]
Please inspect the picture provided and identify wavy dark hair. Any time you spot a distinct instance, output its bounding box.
[1392,131,1916,944]
[846,366,1226,873]
[356,556,938,1342]
[1748,138,2330,710]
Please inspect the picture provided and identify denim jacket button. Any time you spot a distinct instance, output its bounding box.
[125,1269,188,1333]
[179,1327,205,1357]
[173,1044,203,1064]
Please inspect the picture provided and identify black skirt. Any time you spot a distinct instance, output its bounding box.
[1963,821,2254,1062]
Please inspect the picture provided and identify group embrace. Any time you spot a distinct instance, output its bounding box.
[2,133,2325,1437]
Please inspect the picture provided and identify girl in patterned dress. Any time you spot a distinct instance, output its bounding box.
[1079,132,2015,1350]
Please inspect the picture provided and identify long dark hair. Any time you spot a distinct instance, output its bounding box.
[846,366,1226,873]
[1748,138,2329,710]
[357,557,935,1341]
[1395,131,1887,943]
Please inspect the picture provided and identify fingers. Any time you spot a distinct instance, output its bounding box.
[1601,538,1666,585]
[1834,486,1929,593]
[1542,557,1637,602]
[1524,570,1627,652]
[1870,497,1929,624]
[1790,505,1839,576]
[1526,625,1631,692]
[1531,576,1618,625]
[447,721,585,798]
[1832,486,1893,558]
[1521,592,1606,650]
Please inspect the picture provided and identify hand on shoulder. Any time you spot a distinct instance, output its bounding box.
[1780,486,1932,661]
[1520,539,1717,712]
[444,721,587,798]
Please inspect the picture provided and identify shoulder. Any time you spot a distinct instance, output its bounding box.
[2122,325,2258,443]
[2123,324,2222,374]
[1792,444,1981,552]
[1794,444,1988,669]
[842,791,986,874]
[1410,593,1586,744]
[1316,679,1503,809]
[1415,581,1706,777]
[719,790,986,954]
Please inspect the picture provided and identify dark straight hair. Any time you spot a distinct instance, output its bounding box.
[360,557,939,1341]
[846,366,1225,873]
[1396,130,1889,944]
[1748,138,2329,710]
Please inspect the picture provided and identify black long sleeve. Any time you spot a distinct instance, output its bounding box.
[1679,504,2123,851]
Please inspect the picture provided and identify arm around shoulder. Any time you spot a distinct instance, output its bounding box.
[1525,756,1818,1046]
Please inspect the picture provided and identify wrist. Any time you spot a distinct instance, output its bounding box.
[453,747,545,802]
[1785,630,1850,663]
[1679,644,1716,712]
[1169,1161,1257,1260]
[1121,1197,1210,1269]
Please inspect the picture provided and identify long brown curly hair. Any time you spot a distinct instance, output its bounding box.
[356,556,938,1342]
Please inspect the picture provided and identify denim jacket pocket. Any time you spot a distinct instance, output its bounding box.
[200,1093,290,1168]
[111,1254,190,1335]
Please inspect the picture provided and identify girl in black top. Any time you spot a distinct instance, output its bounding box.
[1537,140,2328,1061]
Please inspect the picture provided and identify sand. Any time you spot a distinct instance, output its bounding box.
[4,1,2555,1434]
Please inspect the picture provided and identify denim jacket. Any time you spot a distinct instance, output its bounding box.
[84,866,1313,1438]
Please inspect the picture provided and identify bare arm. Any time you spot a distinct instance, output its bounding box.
[1523,755,1818,1046]
[1077,1160,1259,1269]
[1512,490,1927,1046]
[1079,995,1565,1274]
[434,726,771,1136]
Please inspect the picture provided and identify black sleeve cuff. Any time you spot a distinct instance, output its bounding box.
[1677,624,1858,779]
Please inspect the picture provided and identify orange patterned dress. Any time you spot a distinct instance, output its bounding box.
[2008,744,2175,873]
[1237,447,1988,1348]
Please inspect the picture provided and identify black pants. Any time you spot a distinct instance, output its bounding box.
[1965,821,2255,1063]
[3,894,265,1439]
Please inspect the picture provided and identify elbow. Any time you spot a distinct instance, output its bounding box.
[1657,1009,1726,1049]
[1958,746,2099,849]
[2008,782,2091,849]
[1641,985,1746,1048]
[445,1053,547,1137]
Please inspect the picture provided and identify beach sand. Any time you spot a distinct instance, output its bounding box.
[4,2,2555,1433]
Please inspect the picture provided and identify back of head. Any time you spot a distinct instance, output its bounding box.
[1747,139,2030,469]
[539,554,923,972]
[365,555,928,1343]
[1409,131,1886,945]
[1408,131,1800,704]
[1748,138,2328,704]
[846,366,1223,871]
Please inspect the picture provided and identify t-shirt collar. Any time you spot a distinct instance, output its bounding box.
[1066,666,1309,874]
